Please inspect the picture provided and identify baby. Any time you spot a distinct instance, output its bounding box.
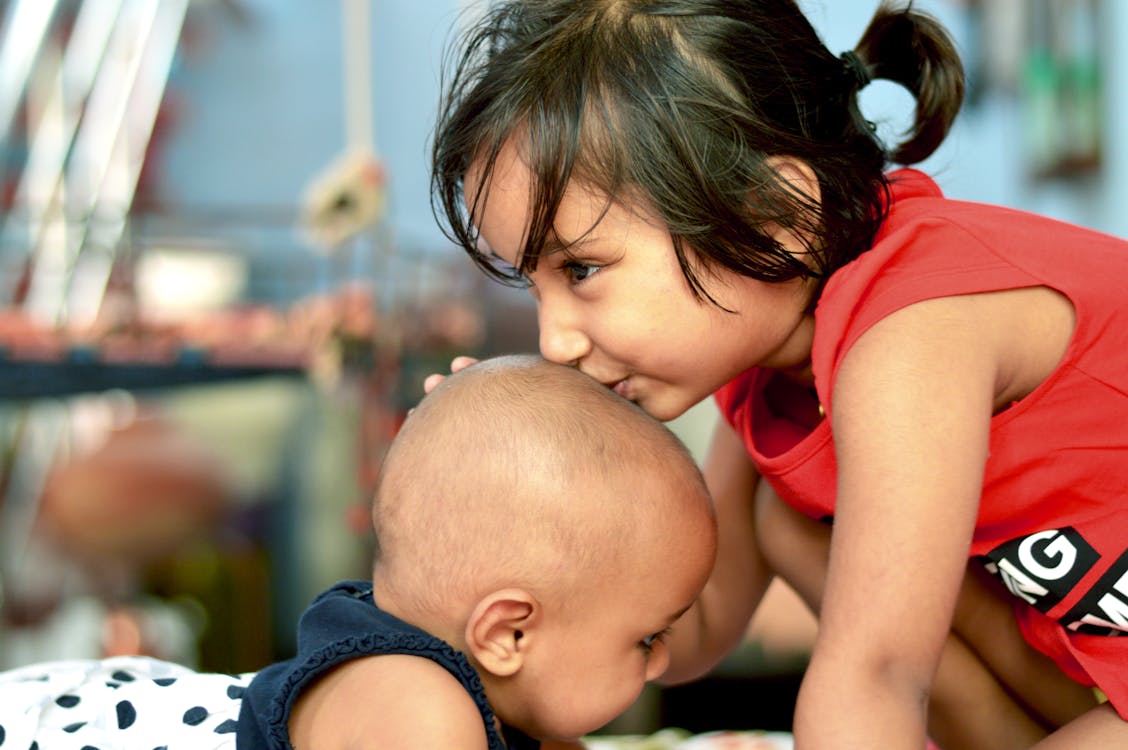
[0,355,717,750]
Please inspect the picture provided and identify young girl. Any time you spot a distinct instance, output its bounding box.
[429,1,1128,747]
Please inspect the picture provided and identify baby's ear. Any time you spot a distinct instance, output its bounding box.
[464,588,538,677]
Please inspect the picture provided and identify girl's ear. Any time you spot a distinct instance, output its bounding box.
[761,156,823,275]
[464,588,538,677]
[766,155,821,206]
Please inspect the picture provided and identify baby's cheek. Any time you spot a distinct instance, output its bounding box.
[645,645,671,681]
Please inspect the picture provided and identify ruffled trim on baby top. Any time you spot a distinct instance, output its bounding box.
[239,580,514,750]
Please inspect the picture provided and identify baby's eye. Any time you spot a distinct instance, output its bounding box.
[562,260,601,284]
[639,627,671,654]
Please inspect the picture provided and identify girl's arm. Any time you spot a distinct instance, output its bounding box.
[660,418,774,684]
[757,485,1067,750]
[794,295,998,749]
[951,564,1099,730]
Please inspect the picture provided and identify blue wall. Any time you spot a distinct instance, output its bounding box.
[163,1,461,252]
[812,0,1127,238]
[161,1,1128,250]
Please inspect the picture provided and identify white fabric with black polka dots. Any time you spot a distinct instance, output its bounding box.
[0,656,253,750]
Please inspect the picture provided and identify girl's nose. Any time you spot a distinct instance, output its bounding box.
[537,300,590,366]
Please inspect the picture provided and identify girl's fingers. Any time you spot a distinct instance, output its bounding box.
[422,373,446,393]
[422,357,480,395]
[450,356,479,372]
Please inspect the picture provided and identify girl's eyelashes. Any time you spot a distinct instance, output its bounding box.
[561,259,602,284]
[639,626,672,654]
[481,249,597,287]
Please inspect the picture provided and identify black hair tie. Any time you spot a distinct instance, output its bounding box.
[839,50,871,89]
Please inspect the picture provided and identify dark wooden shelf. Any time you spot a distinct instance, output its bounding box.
[0,344,307,399]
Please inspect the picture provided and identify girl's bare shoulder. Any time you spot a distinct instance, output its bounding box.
[842,284,1073,411]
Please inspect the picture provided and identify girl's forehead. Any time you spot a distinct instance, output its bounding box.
[465,140,527,203]
[464,144,533,257]
[470,140,653,231]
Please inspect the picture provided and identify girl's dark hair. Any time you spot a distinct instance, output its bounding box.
[431,0,965,304]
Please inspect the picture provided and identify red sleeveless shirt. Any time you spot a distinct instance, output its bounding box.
[716,169,1128,716]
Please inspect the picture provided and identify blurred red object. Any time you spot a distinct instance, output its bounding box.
[38,415,233,568]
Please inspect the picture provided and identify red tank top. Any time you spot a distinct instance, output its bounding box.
[716,169,1128,716]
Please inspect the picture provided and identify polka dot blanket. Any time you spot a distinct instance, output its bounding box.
[0,656,253,750]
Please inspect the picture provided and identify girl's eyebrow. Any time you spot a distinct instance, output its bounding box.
[483,232,591,269]
[541,235,570,255]
[543,230,599,256]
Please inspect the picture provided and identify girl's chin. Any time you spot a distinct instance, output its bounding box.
[641,397,692,423]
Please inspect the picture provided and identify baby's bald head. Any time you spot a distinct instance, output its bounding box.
[371,355,713,619]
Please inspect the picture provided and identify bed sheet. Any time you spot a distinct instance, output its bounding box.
[586,728,793,749]
[1,657,797,750]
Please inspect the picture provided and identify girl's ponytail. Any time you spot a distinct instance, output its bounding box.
[853,1,965,165]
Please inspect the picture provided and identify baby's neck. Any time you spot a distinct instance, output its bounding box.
[371,573,466,649]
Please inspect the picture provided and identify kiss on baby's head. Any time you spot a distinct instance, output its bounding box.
[370,354,715,623]
[362,355,717,741]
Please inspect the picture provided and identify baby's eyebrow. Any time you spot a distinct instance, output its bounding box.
[666,603,694,624]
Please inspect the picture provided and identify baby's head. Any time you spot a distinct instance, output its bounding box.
[371,354,716,741]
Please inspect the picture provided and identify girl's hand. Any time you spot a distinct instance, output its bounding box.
[422,356,479,393]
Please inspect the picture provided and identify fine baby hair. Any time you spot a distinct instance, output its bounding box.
[432,0,964,300]
[358,353,718,746]
[371,353,713,618]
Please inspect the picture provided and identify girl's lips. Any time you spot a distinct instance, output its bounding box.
[611,378,630,399]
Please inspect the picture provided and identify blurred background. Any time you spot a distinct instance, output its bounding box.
[0,0,1121,735]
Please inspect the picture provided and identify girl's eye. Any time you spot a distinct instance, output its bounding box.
[639,627,671,654]
[562,260,601,284]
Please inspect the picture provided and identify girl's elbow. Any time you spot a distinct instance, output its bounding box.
[809,640,935,709]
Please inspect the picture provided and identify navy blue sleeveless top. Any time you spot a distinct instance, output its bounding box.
[236,580,538,750]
